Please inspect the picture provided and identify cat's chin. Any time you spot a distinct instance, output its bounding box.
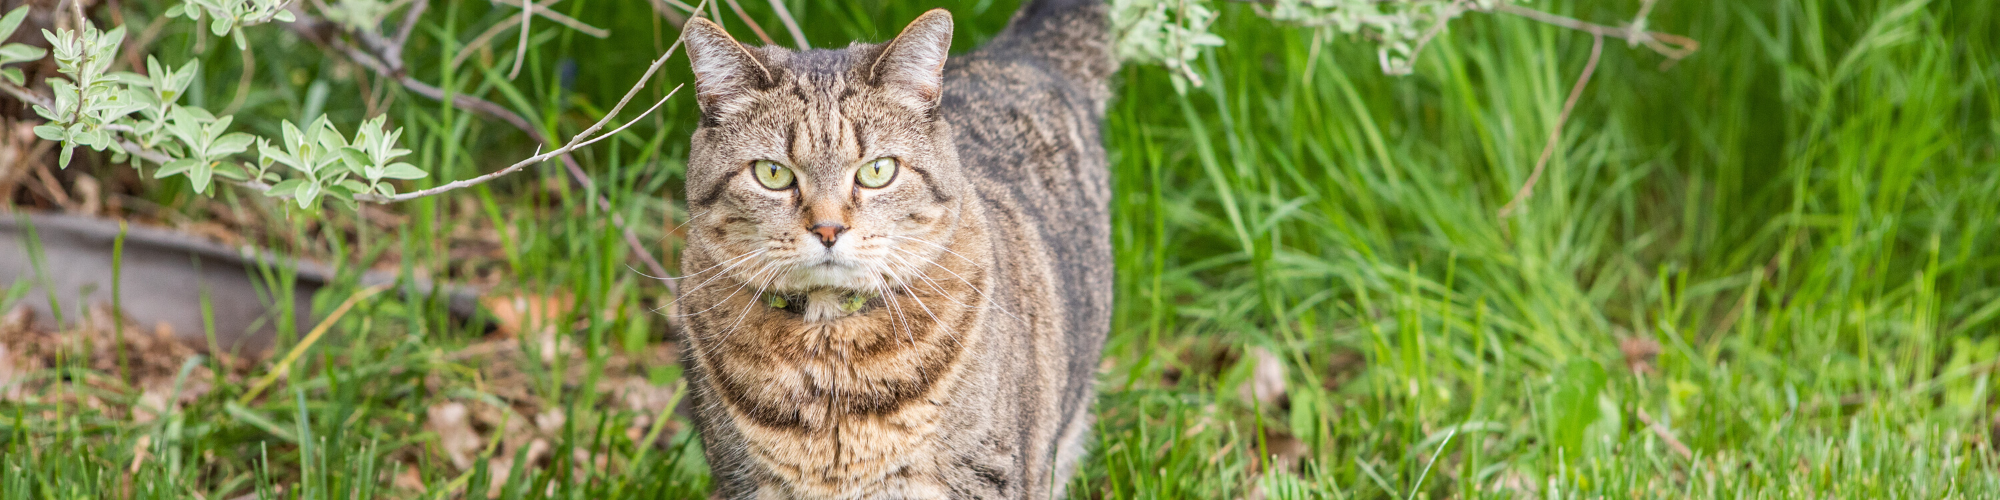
[771,260,881,292]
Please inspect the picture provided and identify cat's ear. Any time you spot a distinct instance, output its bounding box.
[683,18,772,124]
[869,9,953,108]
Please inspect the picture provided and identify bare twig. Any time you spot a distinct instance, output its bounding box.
[508,0,531,79]
[388,0,429,55]
[1383,0,1471,74]
[1497,33,1601,218]
[220,40,256,115]
[2,80,54,109]
[648,0,695,27]
[766,0,807,50]
[380,84,681,202]
[481,0,609,37]
[1635,408,1694,459]
[1490,3,1697,60]
[7,0,693,283]
[449,0,608,71]
[286,6,690,283]
[721,0,775,46]
[32,161,76,209]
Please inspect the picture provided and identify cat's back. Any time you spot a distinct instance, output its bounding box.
[940,0,1113,306]
[939,0,1115,456]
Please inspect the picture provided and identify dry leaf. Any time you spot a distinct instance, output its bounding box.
[481,292,576,338]
[426,402,483,470]
[1239,347,1287,411]
[1620,336,1662,375]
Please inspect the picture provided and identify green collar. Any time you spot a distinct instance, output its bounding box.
[761,290,877,315]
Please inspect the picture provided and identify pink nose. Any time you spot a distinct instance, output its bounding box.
[811,223,845,247]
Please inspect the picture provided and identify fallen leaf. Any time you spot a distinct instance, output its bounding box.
[1239,347,1288,411]
[481,292,575,339]
[426,402,482,470]
[1620,336,1662,375]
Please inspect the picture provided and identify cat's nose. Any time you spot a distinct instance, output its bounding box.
[810,223,846,247]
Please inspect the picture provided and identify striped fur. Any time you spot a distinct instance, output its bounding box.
[677,2,1112,497]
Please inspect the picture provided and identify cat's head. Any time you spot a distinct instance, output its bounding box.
[682,10,972,298]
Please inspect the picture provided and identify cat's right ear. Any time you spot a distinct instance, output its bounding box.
[683,18,772,125]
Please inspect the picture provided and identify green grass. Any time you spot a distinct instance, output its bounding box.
[4,0,1999,498]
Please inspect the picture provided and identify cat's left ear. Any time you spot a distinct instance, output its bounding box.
[870,9,953,109]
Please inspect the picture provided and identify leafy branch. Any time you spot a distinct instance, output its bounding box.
[0,0,684,212]
[1113,0,1699,82]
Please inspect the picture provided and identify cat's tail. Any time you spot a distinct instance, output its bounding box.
[985,0,1116,91]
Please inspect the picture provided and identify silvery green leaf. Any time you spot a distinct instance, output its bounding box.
[338,179,368,195]
[379,162,426,180]
[0,43,45,65]
[211,16,234,37]
[171,59,199,94]
[337,146,372,175]
[1,68,21,85]
[167,109,206,147]
[188,161,214,194]
[281,120,306,152]
[59,144,74,169]
[213,162,249,181]
[324,185,356,208]
[158,158,202,178]
[211,132,256,156]
[274,10,295,22]
[374,183,396,197]
[32,124,64,141]
[0,6,29,41]
[310,117,347,149]
[232,31,248,51]
[165,5,187,19]
[296,181,321,208]
[177,105,217,122]
[204,115,235,143]
[100,25,127,53]
[78,128,114,150]
[267,179,305,196]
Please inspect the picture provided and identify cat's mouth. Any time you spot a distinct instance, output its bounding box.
[769,255,882,292]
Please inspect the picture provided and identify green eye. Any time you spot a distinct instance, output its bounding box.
[752,160,794,190]
[857,157,898,188]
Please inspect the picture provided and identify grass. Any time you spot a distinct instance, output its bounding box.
[3,0,1999,498]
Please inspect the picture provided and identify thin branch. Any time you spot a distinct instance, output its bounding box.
[2,80,54,109]
[1634,408,1694,459]
[287,1,706,283]
[449,0,604,72]
[508,0,531,79]
[483,0,609,38]
[721,0,775,46]
[1490,3,1697,60]
[388,0,429,55]
[654,0,698,13]
[381,84,681,202]
[765,0,807,50]
[1498,33,1601,218]
[220,39,256,115]
[647,0,695,27]
[1383,0,1470,74]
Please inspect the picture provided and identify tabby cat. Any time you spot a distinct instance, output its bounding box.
[673,0,1114,497]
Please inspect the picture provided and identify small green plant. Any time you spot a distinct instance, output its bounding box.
[163,0,296,48]
[1112,0,1691,82]
[11,5,423,207]
[0,0,678,210]
[0,6,47,85]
